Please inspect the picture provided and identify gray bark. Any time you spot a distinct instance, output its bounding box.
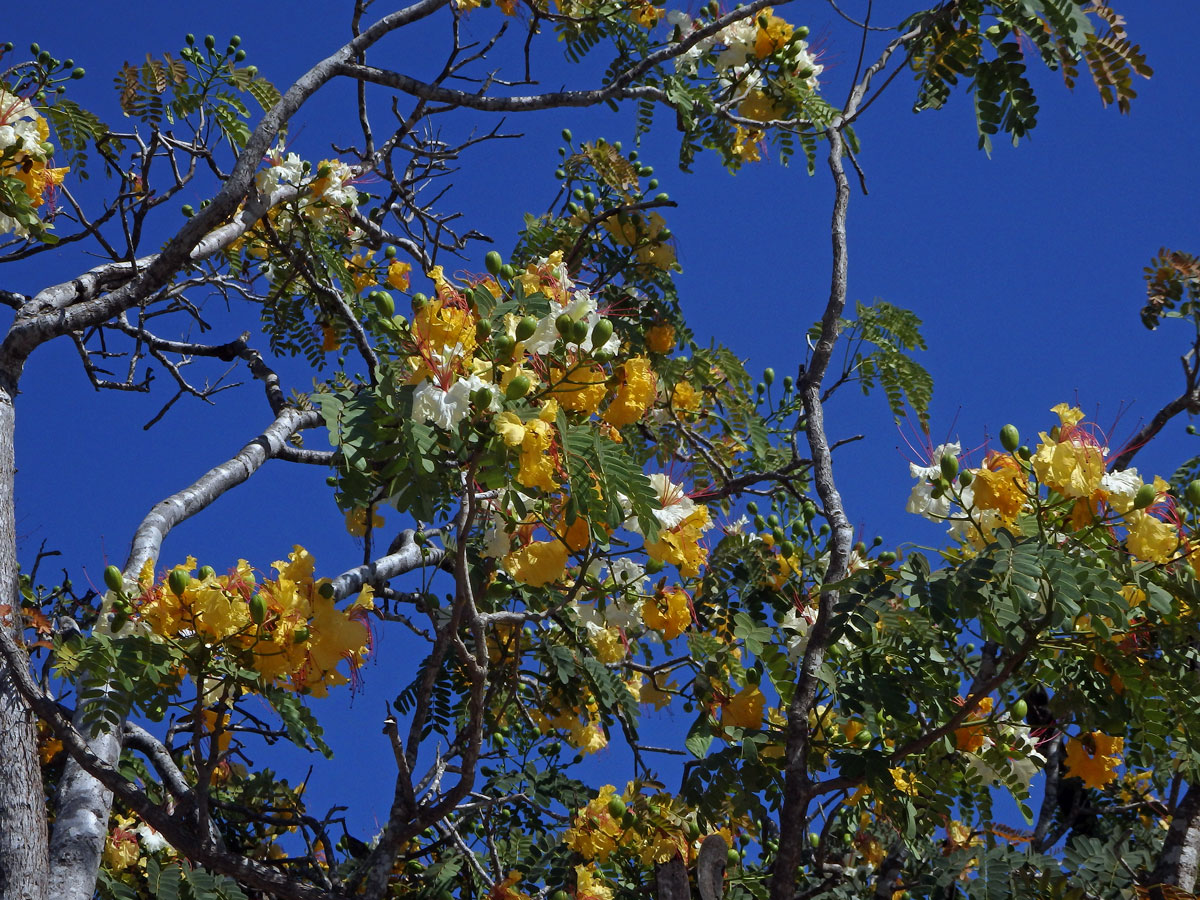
[0,380,49,900]
[1150,784,1200,892]
[46,406,320,900]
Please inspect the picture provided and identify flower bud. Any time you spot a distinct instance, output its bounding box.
[198,565,216,580]
[1186,480,1200,506]
[590,318,613,348]
[958,470,974,487]
[249,593,268,625]
[485,250,503,275]
[103,565,124,593]
[939,453,959,481]
[570,319,589,344]
[555,313,574,338]
[561,128,573,143]
[168,569,189,598]
[999,424,1020,453]
[505,374,531,400]
[1133,483,1157,510]
[762,367,775,385]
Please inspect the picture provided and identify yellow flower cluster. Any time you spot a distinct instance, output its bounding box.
[0,91,69,237]
[135,547,374,697]
[1063,732,1124,789]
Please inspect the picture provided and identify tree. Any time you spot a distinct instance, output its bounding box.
[2,3,1191,900]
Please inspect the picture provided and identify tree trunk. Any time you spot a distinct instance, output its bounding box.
[0,378,49,900]
[1151,783,1200,892]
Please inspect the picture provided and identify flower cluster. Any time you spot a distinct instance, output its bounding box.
[907,403,1186,565]
[0,90,68,237]
[387,251,711,605]
[126,547,374,697]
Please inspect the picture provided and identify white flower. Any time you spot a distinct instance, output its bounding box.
[1101,467,1142,513]
[648,473,695,530]
[134,824,171,854]
[906,442,961,522]
[780,606,815,661]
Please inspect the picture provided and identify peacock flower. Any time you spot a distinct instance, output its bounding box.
[516,418,559,491]
[722,685,765,729]
[1031,406,1106,499]
[1124,510,1178,564]
[906,442,961,521]
[1063,732,1124,790]
[386,260,411,291]
[645,323,676,354]
[970,451,1029,521]
[603,357,657,427]
[641,586,692,640]
[753,8,793,58]
[549,363,608,415]
[646,505,712,577]
[503,538,569,587]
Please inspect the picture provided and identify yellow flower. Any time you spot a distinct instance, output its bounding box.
[754,8,794,57]
[103,825,140,872]
[970,452,1028,520]
[645,506,711,577]
[1030,406,1107,499]
[630,1,663,27]
[645,323,675,354]
[890,767,917,796]
[345,506,385,537]
[412,297,477,363]
[575,864,614,900]
[503,539,569,587]
[517,418,559,491]
[494,411,526,447]
[550,363,608,415]
[564,785,626,861]
[604,357,656,427]
[722,685,765,729]
[387,260,412,291]
[641,587,691,640]
[953,696,994,754]
[732,126,763,162]
[490,871,532,900]
[592,627,626,663]
[1125,510,1178,564]
[739,90,786,122]
[671,380,700,413]
[302,591,374,698]
[346,251,376,292]
[1063,732,1124,789]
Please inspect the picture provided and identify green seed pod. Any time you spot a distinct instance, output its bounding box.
[229,35,242,47]
[940,453,959,481]
[1133,483,1157,510]
[555,313,574,338]
[500,263,516,280]
[772,526,786,544]
[853,729,873,747]
[493,334,515,356]
[1188,424,1197,436]
[590,318,614,348]
[249,592,268,625]
[999,424,1020,453]
[727,848,740,866]
[514,315,538,342]
[1011,699,1028,720]
[70,67,86,79]
[293,626,310,643]
[766,514,780,528]
[181,204,195,217]
[782,374,794,391]
[111,610,129,631]
[204,34,216,50]
[645,558,664,574]
[654,192,669,202]
[647,178,659,190]
[318,582,335,599]
[878,551,897,564]
[607,796,627,819]
[780,540,796,557]
[808,832,820,849]
[1017,445,1032,461]
[745,665,761,685]
[959,469,974,488]
[1186,480,1200,506]
[762,367,775,385]
[198,565,216,580]
[373,291,395,318]
[746,501,759,515]
[570,319,589,344]
[234,49,246,62]
[561,128,573,143]
[505,374,531,400]
[168,568,190,598]
[485,250,503,275]
[475,319,492,341]
[411,292,429,311]
[103,565,124,593]
[795,25,810,38]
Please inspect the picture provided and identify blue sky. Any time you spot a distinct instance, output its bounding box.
[4,1,1199,840]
